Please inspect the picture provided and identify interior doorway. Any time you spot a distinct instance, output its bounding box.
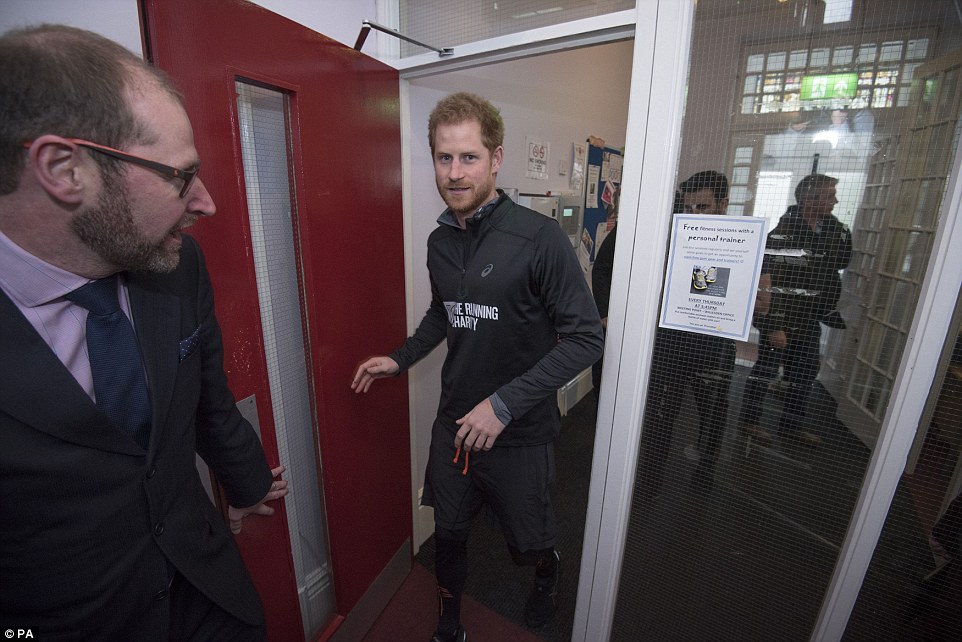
[397,35,635,642]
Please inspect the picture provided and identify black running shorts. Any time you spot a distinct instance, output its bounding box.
[421,416,557,552]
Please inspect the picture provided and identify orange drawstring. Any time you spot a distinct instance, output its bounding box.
[453,447,469,475]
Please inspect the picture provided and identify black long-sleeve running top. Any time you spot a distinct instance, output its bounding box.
[390,193,604,446]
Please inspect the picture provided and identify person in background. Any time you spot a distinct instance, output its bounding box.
[591,190,685,398]
[813,108,853,152]
[740,173,852,447]
[591,223,617,396]
[0,25,288,641]
[638,171,736,495]
[592,224,618,334]
[352,92,603,642]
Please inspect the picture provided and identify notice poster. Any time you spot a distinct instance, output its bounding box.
[659,214,768,341]
[570,142,586,193]
[525,137,549,180]
[602,151,623,182]
[577,227,594,275]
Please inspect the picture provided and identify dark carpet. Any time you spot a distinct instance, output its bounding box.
[361,563,543,642]
[610,365,939,641]
[402,364,952,640]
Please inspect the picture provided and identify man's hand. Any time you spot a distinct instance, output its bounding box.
[228,465,289,535]
[351,356,400,393]
[455,398,505,452]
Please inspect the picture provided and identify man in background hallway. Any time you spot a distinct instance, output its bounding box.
[740,173,852,447]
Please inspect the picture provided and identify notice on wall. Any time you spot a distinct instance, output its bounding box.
[570,142,587,193]
[602,151,623,182]
[525,137,549,180]
[659,214,768,341]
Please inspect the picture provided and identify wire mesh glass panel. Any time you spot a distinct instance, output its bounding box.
[235,81,335,640]
[398,0,635,57]
[608,1,962,640]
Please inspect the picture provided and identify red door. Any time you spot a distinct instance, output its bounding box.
[141,1,412,639]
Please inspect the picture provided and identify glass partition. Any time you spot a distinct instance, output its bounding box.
[607,1,962,639]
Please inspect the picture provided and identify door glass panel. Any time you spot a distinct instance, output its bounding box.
[608,1,962,639]
[235,81,335,640]
[397,0,635,57]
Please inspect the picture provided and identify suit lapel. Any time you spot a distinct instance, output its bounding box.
[126,273,180,457]
[0,290,143,456]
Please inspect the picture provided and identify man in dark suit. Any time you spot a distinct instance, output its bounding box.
[0,25,288,640]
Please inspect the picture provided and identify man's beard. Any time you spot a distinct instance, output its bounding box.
[441,189,487,217]
[439,175,495,217]
[71,173,183,273]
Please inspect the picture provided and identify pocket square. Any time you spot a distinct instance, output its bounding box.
[179,326,201,362]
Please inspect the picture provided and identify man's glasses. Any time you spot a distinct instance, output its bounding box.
[23,138,199,198]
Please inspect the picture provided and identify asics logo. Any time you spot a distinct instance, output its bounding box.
[481,264,494,277]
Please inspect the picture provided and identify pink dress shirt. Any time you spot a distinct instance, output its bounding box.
[0,229,136,402]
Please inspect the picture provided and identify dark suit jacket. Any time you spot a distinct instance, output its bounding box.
[0,236,273,641]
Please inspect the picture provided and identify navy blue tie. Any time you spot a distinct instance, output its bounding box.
[67,275,151,450]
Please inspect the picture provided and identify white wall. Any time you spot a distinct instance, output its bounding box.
[0,0,376,53]
[1,0,142,54]
[245,0,378,50]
